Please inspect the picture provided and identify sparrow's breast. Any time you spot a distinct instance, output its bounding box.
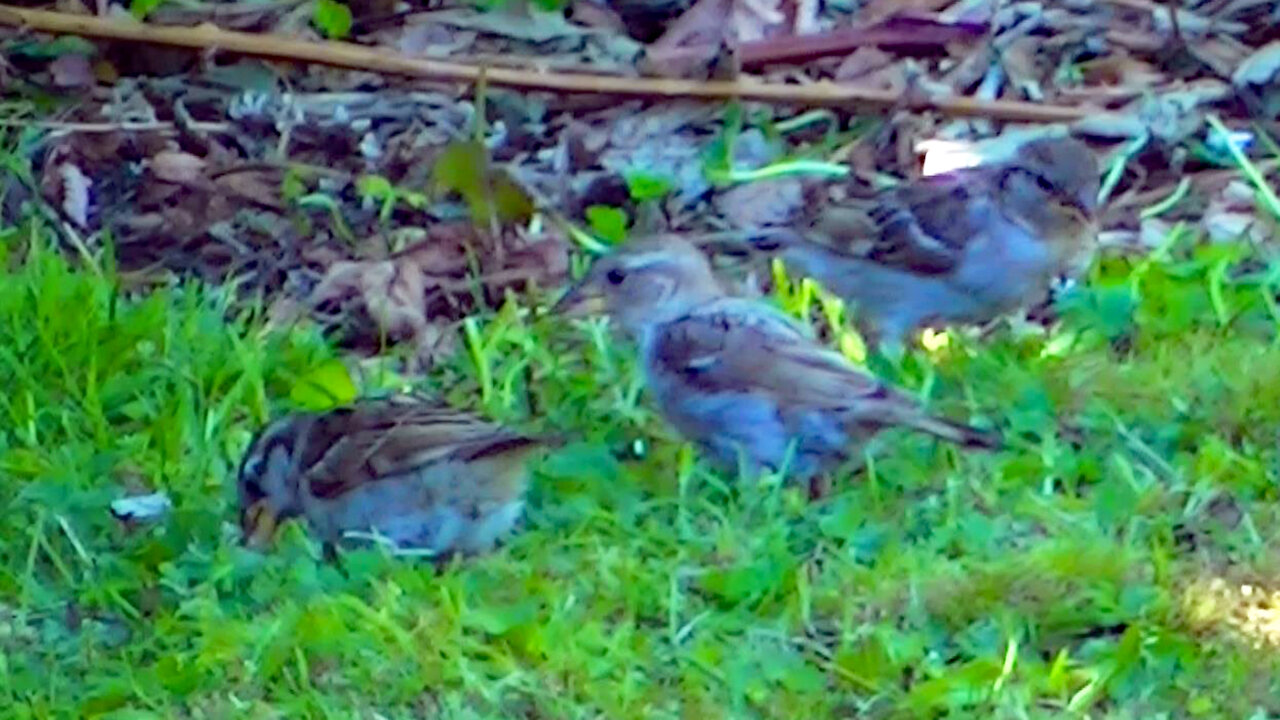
[952,220,1057,306]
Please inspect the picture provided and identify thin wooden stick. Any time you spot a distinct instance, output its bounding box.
[0,7,1094,122]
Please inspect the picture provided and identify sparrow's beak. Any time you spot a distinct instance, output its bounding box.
[1074,186,1099,216]
[552,279,608,318]
[1055,190,1096,226]
[240,500,279,549]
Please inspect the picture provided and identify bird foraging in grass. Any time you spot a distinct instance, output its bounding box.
[554,235,999,498]
[752,136,1101,349]
[237,395,551,559]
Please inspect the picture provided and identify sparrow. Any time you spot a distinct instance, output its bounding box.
[554,235,999,496]
[753,136,1101,347]
[236,395,550,558]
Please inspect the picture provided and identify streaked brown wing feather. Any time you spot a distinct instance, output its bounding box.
[807,171,996,276]
[303,398,535,501]
[653,302,999,448]
[653,301,894,410]
[871,176,992,275]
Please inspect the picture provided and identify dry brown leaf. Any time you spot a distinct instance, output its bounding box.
[568,0,628,33]
[307,236,470,366]
[149,151,207,184]
[714,178,805,229]
[58,163,92,228]
[215,171,285,211]
[1079,52,1164,88]
[312,258,431,340]
[1125,80,1233,143]
[644,0,730,77]
[49,54,94,88]
[859,0,954,23]
[1204,179,1276,243]
[1233,40,1280,87]
[793,0,819,35]
[834,47,897,84]
[1001,35,1043,100]
[730,0,786,43]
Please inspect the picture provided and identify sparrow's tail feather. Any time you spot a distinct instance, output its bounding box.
[458,434,559,500]
[907,413,1003,450]
[458,433,561,463]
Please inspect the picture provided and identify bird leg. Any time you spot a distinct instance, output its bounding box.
[808,474,834,501]
[321,541,341,565]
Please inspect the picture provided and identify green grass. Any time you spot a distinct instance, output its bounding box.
[2,206,1280,718]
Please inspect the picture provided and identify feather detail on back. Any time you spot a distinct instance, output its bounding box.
[302,397,546,501]
[650,299,997,453]
[806,172,997,277]
[653,298,886,405]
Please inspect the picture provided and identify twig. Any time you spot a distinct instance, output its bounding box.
[738,15,986,69]
[0,118,233,137]
[1163,0,1183,45]
[0,119,171,132]
[0,7,1093,123]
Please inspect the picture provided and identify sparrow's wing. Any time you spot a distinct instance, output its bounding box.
[652,299,1000,448]
[304,398,541,501]
[810,171,997,276]
[651,299,894,411]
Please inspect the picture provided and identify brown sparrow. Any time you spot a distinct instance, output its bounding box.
[237,395,550,558]
[755,136,1101,347]
[554,235,999,495]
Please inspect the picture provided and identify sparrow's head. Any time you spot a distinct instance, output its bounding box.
[997,136,1101,243]
[236,413,308,549]
[554,235,723,336]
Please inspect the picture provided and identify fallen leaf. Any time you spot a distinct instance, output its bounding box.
[1233,40,1280,87]
[148,150,206,184]
[291,358,359,410]
[1204,179,1276,243]
[1080,53,1163,89]
[49,53,94,88]
[59,163,92,227]
[714,178,804,228]
[215,170,285,211]
[421,5,589,43]
[834,47,896,83]
[1128,80,1233,143]
[569,0,627,33]
[730,0,786,43]
[643,0,730,77]
[431,140,534,227]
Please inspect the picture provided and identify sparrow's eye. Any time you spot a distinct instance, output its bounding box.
[243,476,264,497]
[1033,174,1055,193]
[240,454,265,484]
[244,453,264,476]
[605,268,627,286]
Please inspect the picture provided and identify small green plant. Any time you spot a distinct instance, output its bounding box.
[470,0,571,11]
[431,140,534,228]
[294,191,355,243]
[585,204,629,245]
[704,103,851,187]
[356,174,428,225]
[312,0,353,39]
[624,171,674,203]
[5,35,98,59]
[127,0,165,19]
